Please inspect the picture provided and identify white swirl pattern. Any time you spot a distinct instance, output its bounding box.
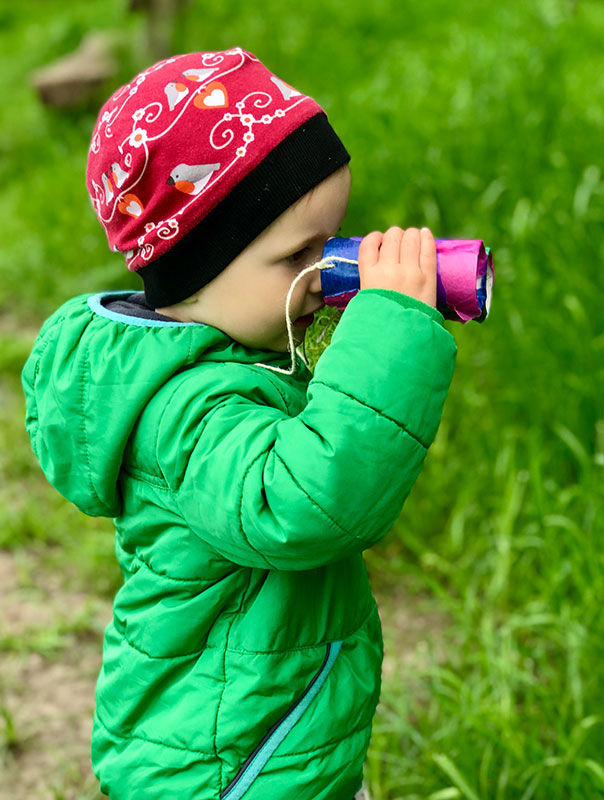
[89,47,314,269]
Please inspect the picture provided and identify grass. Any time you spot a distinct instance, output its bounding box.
[1,0,603,797]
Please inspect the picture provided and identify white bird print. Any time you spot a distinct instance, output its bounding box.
[110,161,129,188]
[166,163,221,196]
[164,80,189,111]
[270,76,301,100]
[181,68,217,83]
[101,172,114,203]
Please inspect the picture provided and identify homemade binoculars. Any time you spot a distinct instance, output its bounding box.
[320,237,495,324]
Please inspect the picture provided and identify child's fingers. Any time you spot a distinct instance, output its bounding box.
[379,226,404,264]
[358,231,383,269]
[400,227,421,267]
[420,227,437,274]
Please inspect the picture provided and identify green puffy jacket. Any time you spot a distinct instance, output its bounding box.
[21,287,457,800]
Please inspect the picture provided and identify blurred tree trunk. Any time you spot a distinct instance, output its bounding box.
[129,0,190,61]
[30,32,119,108]
[30,0,191,108]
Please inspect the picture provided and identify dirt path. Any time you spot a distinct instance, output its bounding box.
[0,549,448,800]
[0,550,111,800]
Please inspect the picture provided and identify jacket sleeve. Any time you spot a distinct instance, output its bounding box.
[156,288,457,571]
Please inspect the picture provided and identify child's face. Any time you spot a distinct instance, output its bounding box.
[156,165,351,352]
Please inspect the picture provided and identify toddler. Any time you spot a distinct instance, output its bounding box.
[21,47,457,800]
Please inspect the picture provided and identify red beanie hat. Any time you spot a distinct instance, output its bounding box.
[85,46,350,308]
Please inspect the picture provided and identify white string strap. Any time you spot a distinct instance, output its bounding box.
[252,257,333,376]
[253,252,361,376]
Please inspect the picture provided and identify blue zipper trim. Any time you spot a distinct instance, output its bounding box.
[219,640,343,799]
[87,291,207,327]
[86,291,309,372]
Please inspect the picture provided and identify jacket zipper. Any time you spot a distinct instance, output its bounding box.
[219,640,343,799]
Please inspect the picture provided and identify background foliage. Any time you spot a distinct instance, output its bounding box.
[1,0,603,797]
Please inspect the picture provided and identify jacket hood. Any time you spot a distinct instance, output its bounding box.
[21,291,309,518]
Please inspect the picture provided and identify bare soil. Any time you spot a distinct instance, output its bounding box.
[0,550,111,800]
[0,549,449,800]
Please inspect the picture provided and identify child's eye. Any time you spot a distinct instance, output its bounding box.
[287,247,309,263]
[285,227,342,264]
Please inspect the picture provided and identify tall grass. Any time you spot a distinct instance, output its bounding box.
[1,0,603,797]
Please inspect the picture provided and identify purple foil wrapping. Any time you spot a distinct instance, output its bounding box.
[320,236,494,324]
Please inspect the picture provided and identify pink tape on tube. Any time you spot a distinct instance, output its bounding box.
[320,236,494,324]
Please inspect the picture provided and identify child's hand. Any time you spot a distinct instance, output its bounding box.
[357,226,437,309]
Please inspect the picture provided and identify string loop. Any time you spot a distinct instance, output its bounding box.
[253,258,338,376]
